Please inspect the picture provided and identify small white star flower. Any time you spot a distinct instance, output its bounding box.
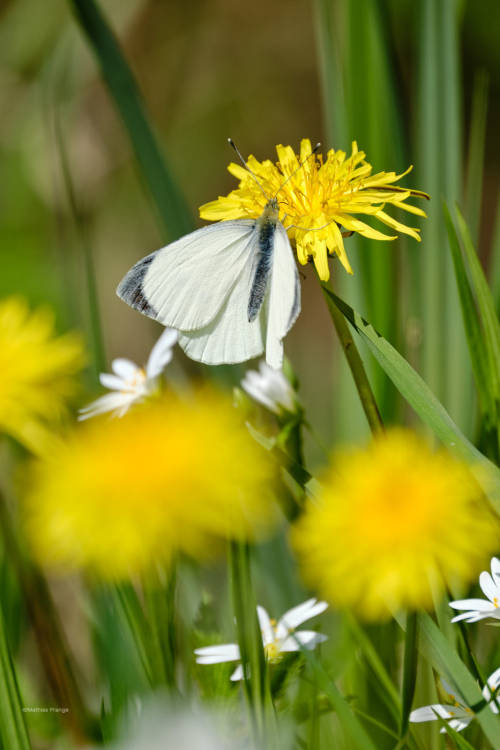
[410,669,500,733]
[449,557,500,623]
[241,361,297,415]
[195,598,327,681]
[79,328,177,420]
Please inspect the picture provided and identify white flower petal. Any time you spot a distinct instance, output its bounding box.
[257,606,274,646]
[99,373,128,391]
[281,631,328,652]
[112,358,140,380]
[78,392,135,420]
[194,644,240,663]
[444,718,472,733]
[449,598,496,612]
[146,328,178,379]
[230,664,244,681]
[483,667,500,714]
[479,571,500,604]
[241,377,278,413]
[241,361,295,414]
[278,598,328,631]
[491,557,500,582]
[450,611,484,623]
[195,642,241,667]
[410,705,452,722]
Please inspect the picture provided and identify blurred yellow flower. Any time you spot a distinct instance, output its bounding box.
[200,140,427,281]
[0,297,84,454]
[25,389,277,579]
[292,429,498,621]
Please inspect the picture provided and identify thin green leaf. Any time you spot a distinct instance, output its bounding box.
[454,206,500,408]
[464,70,489,246]
[69,0,193,239]
[300,649,379,750]
[492,199,500,314]
[54,108,106,377]
[0,607,31,750]
[324,287,500,512]
[400,612,418,738]
[345,614,400,721]
[439,718,477,750]
[444,203,492,415]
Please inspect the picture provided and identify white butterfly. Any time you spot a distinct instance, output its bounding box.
[116,142,319,369]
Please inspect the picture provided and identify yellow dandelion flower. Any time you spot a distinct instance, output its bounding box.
[200,140,428,281]
[0,297,85,454]
[291,429,498,621]
[25,389,277,579]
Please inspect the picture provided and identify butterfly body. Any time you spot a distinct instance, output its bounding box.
[248,198,280,322]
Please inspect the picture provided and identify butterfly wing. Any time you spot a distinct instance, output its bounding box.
[178,229,266,364]
[117,220,256,331]
[263,222,301,369]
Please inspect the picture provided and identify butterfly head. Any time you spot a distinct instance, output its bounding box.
[263,197,280,223]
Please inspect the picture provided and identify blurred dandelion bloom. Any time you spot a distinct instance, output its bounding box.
[79,328,177,420]
[26,389,277,579]
[200,139,427,281]
[292,429,498,620]
[0,296,84,454]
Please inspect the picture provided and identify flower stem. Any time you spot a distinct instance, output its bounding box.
[229,541,270,745]
[320,281,383,434]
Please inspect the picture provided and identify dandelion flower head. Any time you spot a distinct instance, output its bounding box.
[0,297,84,454]
[292,429,498,620]
[25,389,278,579]
[200,140,427,281]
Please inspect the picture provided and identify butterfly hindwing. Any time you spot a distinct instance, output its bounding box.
[264,222,301,369]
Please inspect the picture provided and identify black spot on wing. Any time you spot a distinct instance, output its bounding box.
[116,252,159,319]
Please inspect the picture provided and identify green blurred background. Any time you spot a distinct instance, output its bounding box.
[1,0,499,461]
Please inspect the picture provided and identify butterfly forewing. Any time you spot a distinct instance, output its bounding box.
[117,221,255,331]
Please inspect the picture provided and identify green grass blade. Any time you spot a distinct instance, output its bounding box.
[492,199,500,314]
[418,613,500,749]
[345,614,400,721]
[68,0,193,239]
[342,0,407,422]
[443,203,491,415]
[400,612,418,739]
[54,108,106,377]
[323,287,500,512]
[0,607,31,750]
[464,70,489,246]
[416,0,442,399]
[416,0,470,428]
[454,206,500,404]
[300,649,379,750]
[313,0,347,147]
[440,721,478,750]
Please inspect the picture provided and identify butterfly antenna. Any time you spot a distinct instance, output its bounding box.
[273,142,321,199]
[228,138,269,199]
